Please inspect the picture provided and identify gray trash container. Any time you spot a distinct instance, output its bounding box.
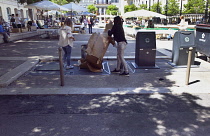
[132,31,158,69]
[171,31,196,66]
[195,24,210,60]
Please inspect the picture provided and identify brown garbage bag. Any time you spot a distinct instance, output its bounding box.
[79,23,114,72]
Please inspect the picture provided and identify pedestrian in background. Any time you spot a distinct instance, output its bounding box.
[10,14,17,28]
[108,16,129,76]
[0,20,10,43]
[14,14,22,29]
[87,16,93,34]
[178,15,188,31]
[58,18,75,69]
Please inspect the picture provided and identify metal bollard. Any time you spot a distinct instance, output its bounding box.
[185,47,193,85]
[58,47,64,86]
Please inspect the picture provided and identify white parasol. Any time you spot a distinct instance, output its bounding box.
[123,9,166,18]
[43,10,64,16]
[24,0,69,11]
[62,2,88,12]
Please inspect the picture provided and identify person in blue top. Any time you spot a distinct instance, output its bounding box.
[0,19,10,43]
[108,16,129,76]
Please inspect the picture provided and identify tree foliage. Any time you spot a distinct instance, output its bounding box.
[124,4,138,13]
[163,0,179,16]
[87,4,98,14]
[183,0,205,14]
[150,2,162,13]
[51,0,69,5]
[138,4,147,10]
[106,5,118,15]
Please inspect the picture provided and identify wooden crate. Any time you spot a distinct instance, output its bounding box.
[11,28,21,33]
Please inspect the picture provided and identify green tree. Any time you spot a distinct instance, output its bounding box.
[124,4,138,13]
[163,0,179,16]
[106,5,118,15]
[183,0,205,14]
[138,4,148,10]
[87,4,98,14]
[150,2,162,13]
[51,0,69,5]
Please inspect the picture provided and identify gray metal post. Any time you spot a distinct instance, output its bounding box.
[58,47,64,86]
[185,47,193,85]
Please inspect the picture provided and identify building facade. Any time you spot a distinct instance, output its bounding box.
[78,0,123,15]
[78,0,189,16]
[132,0,188,10]
[0,0,30,22]
[0,0,190,22]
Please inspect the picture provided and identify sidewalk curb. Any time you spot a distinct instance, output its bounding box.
[0,58,39,87]
[39,55,171,62]
[0,86,210,95]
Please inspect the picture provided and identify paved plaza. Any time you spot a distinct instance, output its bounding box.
[0,27,210,136]
[0,27,210,94]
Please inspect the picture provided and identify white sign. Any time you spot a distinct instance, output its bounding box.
[199,33,206,42]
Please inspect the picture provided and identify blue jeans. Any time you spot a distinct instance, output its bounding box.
[88,24,92,33]
[62,45,72,66]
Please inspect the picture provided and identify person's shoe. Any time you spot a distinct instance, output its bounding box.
[66,65,74,69]
[111,68,120,73]
[63,63,67,68]
[119,72,129,76]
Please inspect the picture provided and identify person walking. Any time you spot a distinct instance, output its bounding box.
[108,16,129,76]
[178,15,188,31]
[10,14,17,28]
[83,17,87,28]
[87,16,93,34]
[14,14,22,29]
[0,20,10,43]
[58,18,75,69]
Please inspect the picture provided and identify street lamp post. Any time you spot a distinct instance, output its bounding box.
[157,0,159,13]
[120,0,124,16]
[165,0,168,18]
[165,0,168,25]
[149,0,151,11]
[180,0,182,16]
[205,0,209,23]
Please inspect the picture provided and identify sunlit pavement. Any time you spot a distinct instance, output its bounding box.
[0,93,210,136]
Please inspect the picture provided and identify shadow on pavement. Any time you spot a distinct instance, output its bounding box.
[0,93,210,135]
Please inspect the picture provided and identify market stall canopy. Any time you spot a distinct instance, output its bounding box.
[123,9,166,18]
[24,0,69,11]
[62,2,88,12]
[79,11,96,16]
[65,12,76,17]
[97,15,115,18]
[43,10,64,16]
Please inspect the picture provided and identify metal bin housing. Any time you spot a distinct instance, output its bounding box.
[171,31,196,66]
[133,31,158,69]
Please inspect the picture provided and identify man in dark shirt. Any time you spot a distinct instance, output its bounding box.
[10,14,17,28]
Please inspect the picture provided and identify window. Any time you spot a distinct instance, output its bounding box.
[6,7,11,21]
[20,9,24,18]
[0,7,2,17]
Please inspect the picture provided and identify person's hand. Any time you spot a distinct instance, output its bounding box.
[70,37,75,41]
[113,41,118,48]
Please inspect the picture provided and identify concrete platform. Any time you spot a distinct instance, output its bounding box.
[0,30,45,44]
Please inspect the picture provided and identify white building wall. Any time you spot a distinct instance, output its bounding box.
[0,0,29,22]
[133,0,188,10]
